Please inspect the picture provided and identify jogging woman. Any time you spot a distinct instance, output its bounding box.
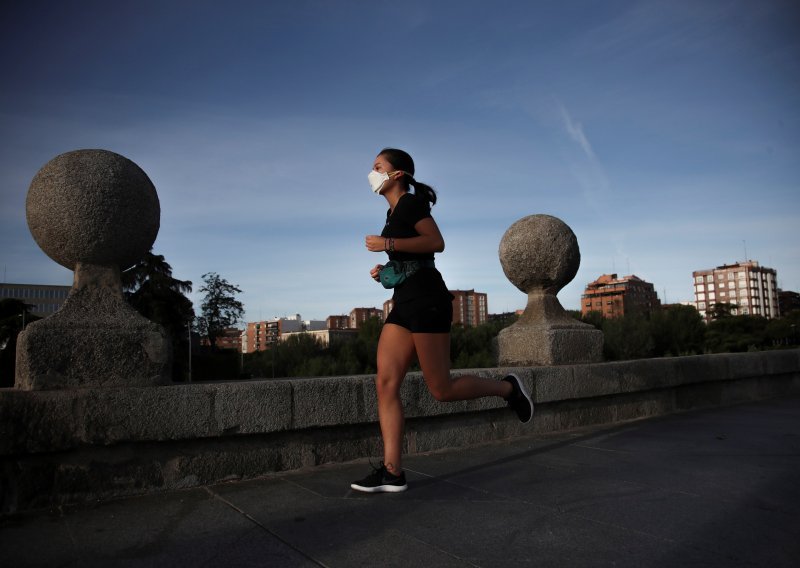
[351,148,533,493]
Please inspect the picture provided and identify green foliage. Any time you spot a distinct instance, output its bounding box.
[450,318,509,369]
[705,315,769,353]
[123,250,194,380]
[649,304,706,356]
[764,310,800,347]
[708,302,736,319]
[578,307,707,360]
[578,305,798,361]
[599,313,655,361]
[244,318,383,379]
[241,306,800,376]
[579,305,706,360]
[197,272,244,350]
[242,316,515,379]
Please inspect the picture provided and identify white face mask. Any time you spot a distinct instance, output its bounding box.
[367,170,391,194]
[368,170,407,194]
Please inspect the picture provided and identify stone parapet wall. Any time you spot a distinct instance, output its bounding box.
[2,350,798,514]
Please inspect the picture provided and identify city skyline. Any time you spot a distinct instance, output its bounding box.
[1,1,798,322]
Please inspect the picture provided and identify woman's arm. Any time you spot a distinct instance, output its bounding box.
[365,217,445,254]
[396,217,445,253]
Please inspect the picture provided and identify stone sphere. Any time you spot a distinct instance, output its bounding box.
[26,149,160,271]
[499,214,580,294]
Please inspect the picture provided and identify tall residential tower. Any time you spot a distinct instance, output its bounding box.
[692,261,779,321]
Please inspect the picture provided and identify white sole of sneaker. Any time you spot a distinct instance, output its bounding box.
[350,483,408,493]
[507,373,534,424]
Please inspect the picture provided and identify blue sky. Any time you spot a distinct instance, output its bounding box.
[1,0,798,322]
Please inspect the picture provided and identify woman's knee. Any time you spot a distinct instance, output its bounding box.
[375,371,403,398]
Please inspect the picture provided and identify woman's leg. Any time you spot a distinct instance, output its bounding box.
[413,333,513,402]
[375,323,416,474]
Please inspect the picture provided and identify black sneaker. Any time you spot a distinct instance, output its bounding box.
[350,462,408,493]
[503,373,534,423]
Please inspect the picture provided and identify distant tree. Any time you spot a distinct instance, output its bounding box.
[0,299,40,387]
[578,310,604,331]
[354,316,382,371]
[450,321,501,369]
[650,304,706,356]
[122,250,194,380]
[198,272,244,350]
[601,313,655,361]
[765,310,800,347]
[708,302,736,320]
[705,315,768,353]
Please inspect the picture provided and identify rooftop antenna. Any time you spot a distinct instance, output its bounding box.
[743,240,748,262]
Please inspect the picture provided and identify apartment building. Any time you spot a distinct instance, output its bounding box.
[692,261,779,321]
[349,307,383,329]
[581,274,661,319]
[451,289,488,327]
[219,327,243,351]
[0,282,71,317]
[326,315,350,330]
[243,314,326,353]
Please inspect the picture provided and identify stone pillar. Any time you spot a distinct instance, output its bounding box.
[496,214,603,366]
[15,149,171,389]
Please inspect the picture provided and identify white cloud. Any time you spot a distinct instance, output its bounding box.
[557,101,597,161]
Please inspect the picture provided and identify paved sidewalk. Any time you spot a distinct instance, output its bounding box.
[2,396,799,567]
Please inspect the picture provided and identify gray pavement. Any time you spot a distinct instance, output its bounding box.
[2,396,799,567]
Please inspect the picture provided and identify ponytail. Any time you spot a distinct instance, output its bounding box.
[407,177,437,206]
[378,147,438,206]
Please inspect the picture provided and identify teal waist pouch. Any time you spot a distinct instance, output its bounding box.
[379,260,435,289]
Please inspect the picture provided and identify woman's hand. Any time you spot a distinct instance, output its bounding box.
[370,264,384,282]
[365,235,386,252]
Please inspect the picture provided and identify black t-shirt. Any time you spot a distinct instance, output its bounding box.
[380,192,452,304]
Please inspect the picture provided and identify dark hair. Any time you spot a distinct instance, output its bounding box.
[379,147,437,206]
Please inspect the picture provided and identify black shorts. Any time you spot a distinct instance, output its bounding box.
[385,295,453,333]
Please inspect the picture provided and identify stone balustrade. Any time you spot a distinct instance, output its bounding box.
[1,350,798,513]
